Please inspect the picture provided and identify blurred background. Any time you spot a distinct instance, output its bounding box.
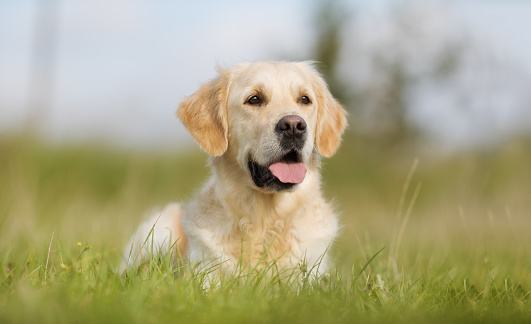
[1,0,530,271]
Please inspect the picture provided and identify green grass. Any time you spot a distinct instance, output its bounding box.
[1,133,530,323]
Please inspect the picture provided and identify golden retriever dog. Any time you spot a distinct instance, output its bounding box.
[121,61,347,276]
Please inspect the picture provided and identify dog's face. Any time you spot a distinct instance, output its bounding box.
[226,63,321,191]
[177,61,347,192]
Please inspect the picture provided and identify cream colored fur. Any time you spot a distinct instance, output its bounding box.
[121,61,347,276]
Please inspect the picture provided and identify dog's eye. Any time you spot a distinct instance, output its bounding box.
[246,95,262,106]
[300,96,311,105]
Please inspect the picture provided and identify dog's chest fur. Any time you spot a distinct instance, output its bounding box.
[182,173,338,271]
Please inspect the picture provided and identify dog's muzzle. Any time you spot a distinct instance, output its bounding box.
[248,115,308,192]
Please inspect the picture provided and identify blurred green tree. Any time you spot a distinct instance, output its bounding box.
[310,1,463,150]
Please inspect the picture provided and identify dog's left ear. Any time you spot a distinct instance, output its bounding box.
[313,75,348,158]
[177,72,230,156]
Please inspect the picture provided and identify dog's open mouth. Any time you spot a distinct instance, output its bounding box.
[248,150,307,190]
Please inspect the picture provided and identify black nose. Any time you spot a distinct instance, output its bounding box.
[275,115,307,138]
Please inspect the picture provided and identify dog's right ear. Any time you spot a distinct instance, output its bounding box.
[177,73,229,156]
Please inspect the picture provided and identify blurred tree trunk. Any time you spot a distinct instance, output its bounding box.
[27,0,60,132]
[312,0,350,104]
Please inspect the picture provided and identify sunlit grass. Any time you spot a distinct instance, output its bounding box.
[1,133,530,323]
[1,237,529,323]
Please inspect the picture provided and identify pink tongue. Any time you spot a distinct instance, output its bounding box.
[269,162,307,184]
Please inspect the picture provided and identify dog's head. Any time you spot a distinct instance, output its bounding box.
[177,61,347,192]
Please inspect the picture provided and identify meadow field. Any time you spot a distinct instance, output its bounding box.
[1,133,530,323]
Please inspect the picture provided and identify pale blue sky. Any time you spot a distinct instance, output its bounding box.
[0,0,530,149]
